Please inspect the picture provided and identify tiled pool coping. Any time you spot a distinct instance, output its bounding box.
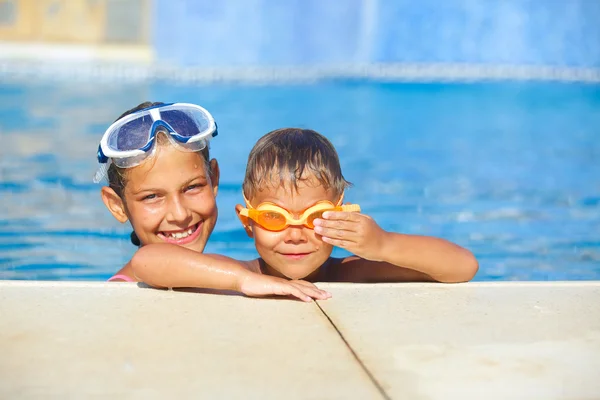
[1,281,599,399]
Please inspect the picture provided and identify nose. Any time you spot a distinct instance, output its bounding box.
[165,194,192,225]
[283,225,308,244]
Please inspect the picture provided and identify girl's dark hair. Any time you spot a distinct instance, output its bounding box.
[105,101,212,246]
[130,231,141,246]
[242,128,351,200]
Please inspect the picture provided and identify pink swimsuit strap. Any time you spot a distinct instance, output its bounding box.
[107,274,135,282]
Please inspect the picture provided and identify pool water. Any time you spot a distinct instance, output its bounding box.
[1,79,599,281]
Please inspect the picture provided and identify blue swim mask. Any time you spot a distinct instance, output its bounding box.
[93,103,218,183]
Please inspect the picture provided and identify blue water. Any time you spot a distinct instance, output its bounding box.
[1,79,599,281]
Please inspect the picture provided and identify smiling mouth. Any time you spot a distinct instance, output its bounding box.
[158,222,202,244]
[281,252,311,260]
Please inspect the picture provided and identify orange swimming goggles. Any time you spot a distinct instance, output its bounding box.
[239,192,361,232]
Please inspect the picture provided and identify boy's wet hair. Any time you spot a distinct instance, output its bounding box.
[242,128,351,200]
[105,101,212,246]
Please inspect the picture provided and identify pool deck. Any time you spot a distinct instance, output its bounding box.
[1,281,599,399]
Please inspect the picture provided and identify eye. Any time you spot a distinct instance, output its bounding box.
[262,212,283,221]
[141,193,157,201]
[185,182,207,192]
[257,211,287,230]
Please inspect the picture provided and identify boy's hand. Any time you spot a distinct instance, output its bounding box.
[313,211,388,261]
[238,272,332,302]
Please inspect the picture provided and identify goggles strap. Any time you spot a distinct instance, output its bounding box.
[242,191,345,209]
[150,108,161,122]
[93,161,111,184]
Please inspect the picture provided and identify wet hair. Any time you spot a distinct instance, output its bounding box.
[242,128,351,200]
[105,101,212,246]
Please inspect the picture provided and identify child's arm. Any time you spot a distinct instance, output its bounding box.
[313,212,478,283]
[107,262,135,282]
[131,243,331,301]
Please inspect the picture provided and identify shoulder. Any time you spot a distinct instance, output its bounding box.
[329,256,434,283]
[325,256,365,282]
[244,258,262,274]
[316,257,347,282]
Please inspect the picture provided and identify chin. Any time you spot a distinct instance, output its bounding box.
[281,267,319,281]
[283,272,308,280]
[267,254,327,281]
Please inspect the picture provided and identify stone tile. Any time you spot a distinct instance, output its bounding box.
[0,281,382,399]
[317,282,600,400]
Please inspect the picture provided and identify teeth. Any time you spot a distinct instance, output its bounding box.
[165,226,196,240]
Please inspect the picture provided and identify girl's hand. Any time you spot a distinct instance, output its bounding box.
[238,272,332,302]
[313,211,388,262]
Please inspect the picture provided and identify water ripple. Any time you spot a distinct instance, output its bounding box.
[2,79,600,281]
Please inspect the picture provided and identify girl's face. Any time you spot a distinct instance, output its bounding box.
[102,144,219,253]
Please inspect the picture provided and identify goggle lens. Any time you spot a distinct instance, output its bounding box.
[305,210,326,228]
[238,191,361,232]
[161,109,211,138]
[107,115,154,151]
[257,211,288,231]
[253,208,333,231]
[94,103,218,184]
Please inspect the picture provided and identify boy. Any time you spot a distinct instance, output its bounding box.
[132,128,478,298]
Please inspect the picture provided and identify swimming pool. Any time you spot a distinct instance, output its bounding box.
[1,79,599,281]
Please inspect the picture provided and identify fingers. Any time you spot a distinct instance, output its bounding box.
[241,273,333,302]
[322,211,356,221]
[320,236,350,248]
[275,281,331,302]
[279,285,313,302]
[318,211,357,226]
[313,213,375,247]
[313,212,361,233]
[313,224,356,246]
[291,280,318,289]
[292,280,332,299]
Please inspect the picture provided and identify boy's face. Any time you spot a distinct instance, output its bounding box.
[239,178,337,280]
[102,144,219,253]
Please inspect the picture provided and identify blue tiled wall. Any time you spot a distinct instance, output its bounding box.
[153,0,600,68]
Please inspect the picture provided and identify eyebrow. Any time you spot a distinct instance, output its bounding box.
[131,174,208,195]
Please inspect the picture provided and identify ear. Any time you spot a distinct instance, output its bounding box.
[235,204,254,238]
[101,186,129,224]
[209,158,220,197]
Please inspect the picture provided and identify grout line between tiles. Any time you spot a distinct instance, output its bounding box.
[314,300,391,400]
